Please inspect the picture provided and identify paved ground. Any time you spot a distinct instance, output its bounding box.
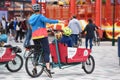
[0,37,119,80]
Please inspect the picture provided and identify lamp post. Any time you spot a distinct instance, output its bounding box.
[112,0,115,46]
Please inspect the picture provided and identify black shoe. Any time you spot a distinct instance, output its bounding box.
[32,68,37,75]
[44,67,52,78]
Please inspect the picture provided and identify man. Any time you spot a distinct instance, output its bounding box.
[28,4,62,78]
[68,15,82,47]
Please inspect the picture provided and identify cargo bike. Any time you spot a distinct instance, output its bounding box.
[25,31,95,78]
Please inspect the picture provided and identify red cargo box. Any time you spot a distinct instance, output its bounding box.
[50,43,91,64]
[0,48,15,62]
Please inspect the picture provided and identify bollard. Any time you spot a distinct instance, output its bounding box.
[118,37,120,66]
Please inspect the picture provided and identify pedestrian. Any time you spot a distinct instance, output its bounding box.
[21,19,27,39]
[68,15,82,47]
[28,3,63,78]
[82,18,96,49]
[15,19,22,43]
[1,16,7,34]
[5,20,9,35]
[24,13,32,47]
[8,19,14,41]
[13,17,18,40]
[0,22,2,32]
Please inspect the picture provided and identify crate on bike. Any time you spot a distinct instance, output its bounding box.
[50,43,91,64]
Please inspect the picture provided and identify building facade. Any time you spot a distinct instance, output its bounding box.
[0,0,31,20]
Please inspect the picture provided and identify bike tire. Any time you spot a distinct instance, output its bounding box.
[82,55,95,74]
[25,51,44,78]
[78,38,82,46]
[6,54,23,72]
[97,38,100,46]
[93,38,97,46]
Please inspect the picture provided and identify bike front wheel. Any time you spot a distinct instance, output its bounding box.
[82,55,95,74]
[93,38,100,46]
[6,54,23,72]
[25,51,44,78]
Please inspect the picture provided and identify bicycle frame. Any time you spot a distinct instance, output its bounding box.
[23,48,33,59]
[24,45,45,66]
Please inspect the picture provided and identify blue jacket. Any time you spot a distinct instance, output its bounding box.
[60,35,73,47]
[29,14,58,39]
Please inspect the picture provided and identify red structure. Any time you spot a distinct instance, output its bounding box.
[69,0,76,17]
[31,0,120,40]
[95,0,103,38]
[32,0,36,4]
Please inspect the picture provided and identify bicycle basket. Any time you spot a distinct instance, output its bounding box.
[12,46,22,53]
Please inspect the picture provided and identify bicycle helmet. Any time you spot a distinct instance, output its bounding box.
[32,4,40,11]
[63,27,72,36]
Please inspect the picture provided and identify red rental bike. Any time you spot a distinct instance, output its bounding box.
[0,44,23,72]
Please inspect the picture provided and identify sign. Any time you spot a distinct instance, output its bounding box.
[67,47,77,59]
[83,50,88,56]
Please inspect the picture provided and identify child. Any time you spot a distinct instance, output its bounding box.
[60,27,73,47]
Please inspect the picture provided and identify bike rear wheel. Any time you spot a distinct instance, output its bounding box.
[6,54,23,72]
[82,55,95,74]
[93,38,100,46]
[77,34,82,46]
[25,51,44,78]
[97,38,100,46]
[78,38,82,46]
